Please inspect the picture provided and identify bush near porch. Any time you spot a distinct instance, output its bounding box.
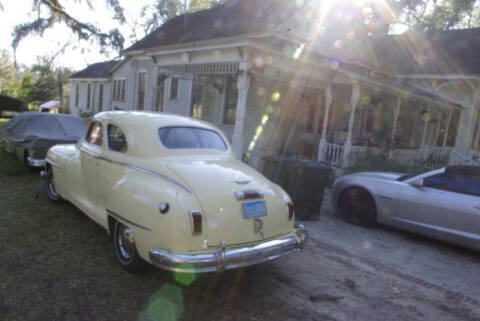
[345,150,438,176]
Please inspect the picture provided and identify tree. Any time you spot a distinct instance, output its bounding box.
[12,0,126,55]
[140,0,226,35]
[369,0,480,31]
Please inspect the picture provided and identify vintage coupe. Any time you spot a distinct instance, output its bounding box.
[44,111,306,273]
[332,166,480,250]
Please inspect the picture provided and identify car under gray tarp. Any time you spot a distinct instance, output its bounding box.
[1,112,86,149]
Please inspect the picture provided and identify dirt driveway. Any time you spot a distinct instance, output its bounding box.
[0,151,479,320]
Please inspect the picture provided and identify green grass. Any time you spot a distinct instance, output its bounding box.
[0,117,299,321]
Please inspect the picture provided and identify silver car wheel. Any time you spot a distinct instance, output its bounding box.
[46,169,61,202]
[117,225,135,261]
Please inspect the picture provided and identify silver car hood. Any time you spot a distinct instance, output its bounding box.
[344,171,406,181]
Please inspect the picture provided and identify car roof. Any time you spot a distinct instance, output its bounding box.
[94,111,219,131]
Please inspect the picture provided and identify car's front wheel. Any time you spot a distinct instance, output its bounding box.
[338,188,376,226]
[46,168,63,203]
[113,221,149,273]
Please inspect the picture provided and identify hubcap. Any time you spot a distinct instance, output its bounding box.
[117,225,135,260]
[48,173,58,198]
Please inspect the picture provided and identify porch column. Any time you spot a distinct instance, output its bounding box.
[420,106,430,147]
[316,84,332,162]
[150,66,159,111]
[342,83,361,168]
[455,89,478,152]
[389,97,402,160]
[231,61,251,159]
[434,109,443,146]
[442,109,452,147]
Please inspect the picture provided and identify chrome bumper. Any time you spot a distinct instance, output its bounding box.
[27,157,46,167]
[149,225,307,273]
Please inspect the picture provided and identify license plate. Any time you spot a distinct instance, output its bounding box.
[242,200,267,219]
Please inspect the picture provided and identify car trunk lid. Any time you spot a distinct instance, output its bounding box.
[167,156,292,246]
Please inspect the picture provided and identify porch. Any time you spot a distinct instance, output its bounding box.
[148,38,480,171]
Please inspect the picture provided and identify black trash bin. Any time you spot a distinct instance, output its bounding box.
[261,155,296,186]
[285,160,333,221]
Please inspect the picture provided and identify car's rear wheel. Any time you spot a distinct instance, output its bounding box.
[46,168,63,203]
[113,221,149,273]
[338,188,376,226]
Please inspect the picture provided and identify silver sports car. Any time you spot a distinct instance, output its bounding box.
[332,166,480,250]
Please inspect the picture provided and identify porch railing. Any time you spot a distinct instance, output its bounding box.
[320,142,480,169]
[423,145,452,168]
[349,146,368,165]
[449,148,480,166]
[323,143,344,167]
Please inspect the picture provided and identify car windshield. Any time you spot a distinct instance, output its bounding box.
[158,126,227,151]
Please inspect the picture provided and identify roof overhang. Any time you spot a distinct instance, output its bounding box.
[69,78,109,82]
[397,74,480,81]
[122,32,271,57]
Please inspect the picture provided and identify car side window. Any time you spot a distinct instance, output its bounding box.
[107,124,128,153]
[86,122,103,146]
[424,173,480,197]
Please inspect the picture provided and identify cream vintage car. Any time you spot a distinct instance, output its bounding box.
[43,111,306,273]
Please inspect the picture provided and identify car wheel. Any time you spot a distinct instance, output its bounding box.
[113,221,149,273]
[46,168,63,203]
[338,188,376,226]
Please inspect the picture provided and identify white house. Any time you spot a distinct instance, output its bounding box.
[69,0,480,169]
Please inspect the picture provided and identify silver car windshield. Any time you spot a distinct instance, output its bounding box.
[158,126,227,151]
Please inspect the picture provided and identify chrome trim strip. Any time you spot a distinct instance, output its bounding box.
[149,225,307,273]
[234,190,264,200]
[79,148,192,193]
[27,157,46,168]
[45,158,62,169]
[107,209,152,231]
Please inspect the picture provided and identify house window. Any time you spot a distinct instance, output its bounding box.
[87,83,92,109]
[170,78,179,100]
[156,75,166,112]
[190,81,204,119]
[113,79,126,102]
[223,75,238,125]
[121,79,126,101]
[98,84,104,112]
[137,72,146,110]
[75,83,79,107]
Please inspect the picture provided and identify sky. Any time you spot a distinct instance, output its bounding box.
[0,0,155,70]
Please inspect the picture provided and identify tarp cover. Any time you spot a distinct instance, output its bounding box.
[1,112,86,149]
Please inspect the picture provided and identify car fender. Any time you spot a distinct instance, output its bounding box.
[46,144,76,199]
[105,169,205,262]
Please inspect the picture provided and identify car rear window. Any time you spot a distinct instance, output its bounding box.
[158,126,227,151]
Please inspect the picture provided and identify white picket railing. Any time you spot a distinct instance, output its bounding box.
[319,141,480,169]
[449,148,480,166]
[423,145,452,168]
[349,146,368,166]
[390,149,421,165]
[323,143,344,167]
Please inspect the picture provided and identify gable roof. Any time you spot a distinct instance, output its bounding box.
[124,0,310,52]
[371,28,480,75]
[70,60,119,79]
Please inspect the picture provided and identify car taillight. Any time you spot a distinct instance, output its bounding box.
[190,210,203,235]
[287,202,294,220]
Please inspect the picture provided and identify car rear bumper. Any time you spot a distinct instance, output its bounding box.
[27,157,46,167]
[149,225,307,273]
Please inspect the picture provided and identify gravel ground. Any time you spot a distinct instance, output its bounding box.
[1,142,479,321]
